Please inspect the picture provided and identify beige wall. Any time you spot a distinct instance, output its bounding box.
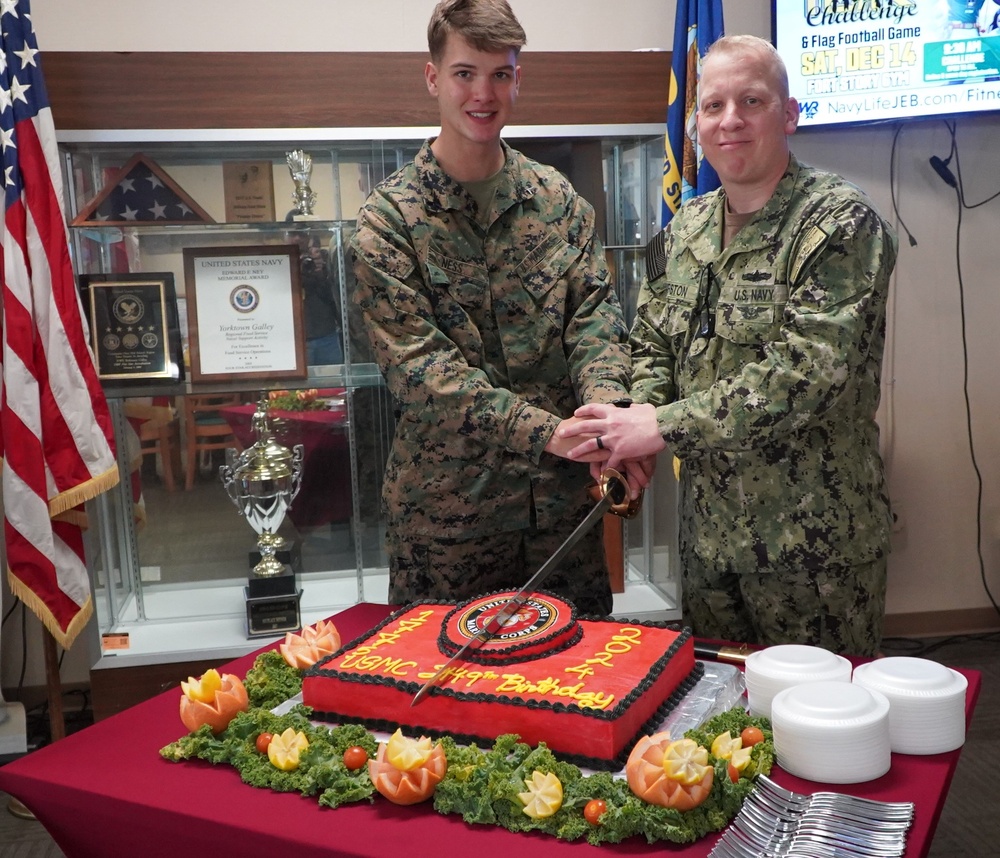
[31,1,670,52]
[28,1,766,52]
[6,0,998,692]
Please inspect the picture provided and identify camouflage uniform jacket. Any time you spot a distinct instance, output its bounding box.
[351,140,630,538]
[632,155,897,572]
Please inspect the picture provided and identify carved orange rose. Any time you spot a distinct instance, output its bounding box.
[625,732,714,811]
[278,619,342,669]
[179,669,249,734]
[368,730,447,805]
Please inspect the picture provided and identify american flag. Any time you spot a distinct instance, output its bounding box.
[0,0,118,649]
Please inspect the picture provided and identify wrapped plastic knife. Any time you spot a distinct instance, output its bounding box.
[411,467,639,706]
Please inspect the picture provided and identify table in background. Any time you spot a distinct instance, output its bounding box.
[221,395,351,529]
[0,604,981,858]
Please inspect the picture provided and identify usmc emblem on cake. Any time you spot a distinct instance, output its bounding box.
[439,590,582,666]
[461,596,555,642]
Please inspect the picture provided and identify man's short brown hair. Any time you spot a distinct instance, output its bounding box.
[704,35,790,102]
[427,0,527,62]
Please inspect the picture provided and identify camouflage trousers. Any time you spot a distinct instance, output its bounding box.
[386,522,613,616]
[681,553,888,657]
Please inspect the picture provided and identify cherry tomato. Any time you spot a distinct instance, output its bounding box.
[583,798,607,825]
[255,732,273,754]
[727,762,739,784]
[740,726,765,748]
[343,745,369,771]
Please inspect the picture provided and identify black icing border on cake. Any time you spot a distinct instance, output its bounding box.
[308,660,705,772]
[305,611,703,771]
[437,588,580,666]
[307,598,448,674]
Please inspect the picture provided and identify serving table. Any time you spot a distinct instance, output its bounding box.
[0,603,980,858]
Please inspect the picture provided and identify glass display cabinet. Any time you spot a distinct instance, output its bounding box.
[60,129,681,674]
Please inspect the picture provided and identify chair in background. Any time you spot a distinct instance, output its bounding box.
[182,393,244,490]
[124,399,181,492]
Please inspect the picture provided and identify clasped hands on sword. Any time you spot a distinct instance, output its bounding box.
[543,402,665,501]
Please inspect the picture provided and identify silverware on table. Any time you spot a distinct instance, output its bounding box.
[709,775,915,858]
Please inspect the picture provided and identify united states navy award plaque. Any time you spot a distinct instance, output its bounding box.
[183,245,307,383]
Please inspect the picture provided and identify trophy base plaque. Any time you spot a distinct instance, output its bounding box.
[244,568,302,638]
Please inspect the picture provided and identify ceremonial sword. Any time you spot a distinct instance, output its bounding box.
[411,467,639,706]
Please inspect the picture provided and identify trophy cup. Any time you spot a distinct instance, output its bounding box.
[220,397,305,638]
[286,149,318,220]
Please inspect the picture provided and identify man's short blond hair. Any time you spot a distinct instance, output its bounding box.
[704,34,790,101]
[427,0,527,62]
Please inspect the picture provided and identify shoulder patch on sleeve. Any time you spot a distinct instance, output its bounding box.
[644,230,667,282]
[353,227,416,282]
[789,224,830,283]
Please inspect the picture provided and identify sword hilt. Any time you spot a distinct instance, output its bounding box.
[598,467,642,519]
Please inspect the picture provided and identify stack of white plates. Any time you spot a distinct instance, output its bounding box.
[770,680,892,783]
[852,657,968,754]
[744,644,853,719]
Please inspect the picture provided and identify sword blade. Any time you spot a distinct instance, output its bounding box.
[410,472,628,707]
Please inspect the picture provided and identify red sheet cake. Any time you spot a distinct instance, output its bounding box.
[302,591,700,769]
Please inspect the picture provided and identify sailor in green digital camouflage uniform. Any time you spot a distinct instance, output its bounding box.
[349,0,630,615]
[559,35,897,656]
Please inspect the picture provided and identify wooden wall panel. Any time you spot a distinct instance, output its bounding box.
[44,51,671,131]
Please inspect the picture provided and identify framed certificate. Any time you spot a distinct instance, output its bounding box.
[183,245,307,383]
[81,273,183,382]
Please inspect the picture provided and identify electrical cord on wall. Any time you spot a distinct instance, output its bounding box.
[890,124,919,247]
[928,119,1000,622]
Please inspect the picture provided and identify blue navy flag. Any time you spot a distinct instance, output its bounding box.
[661,0,724,228]
[0,0,118,648]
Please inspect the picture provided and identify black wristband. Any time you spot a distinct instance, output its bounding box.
[612,397,633,408]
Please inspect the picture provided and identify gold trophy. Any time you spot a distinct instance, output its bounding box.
[286,149,318,220]
[220,397,304,638]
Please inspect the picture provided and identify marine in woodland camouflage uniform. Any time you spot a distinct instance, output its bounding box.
[351,140,630,614]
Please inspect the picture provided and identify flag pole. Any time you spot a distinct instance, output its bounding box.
[41,629,65,743]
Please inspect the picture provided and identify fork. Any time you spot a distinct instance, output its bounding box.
[746,787,914,833]
[756,775,915,822]
[716,821,895,858]
[732,809,907,857]
[741,796,911,842]
[711,823,897,858]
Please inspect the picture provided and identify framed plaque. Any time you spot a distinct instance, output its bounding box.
[223,161,276,223]
[80,273,183,382]
[183,245,307,383]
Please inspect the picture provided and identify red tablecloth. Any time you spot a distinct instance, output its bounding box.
[221,400,351,528]
[0,604,981,858]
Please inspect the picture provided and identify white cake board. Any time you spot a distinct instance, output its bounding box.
[0,701,28,756]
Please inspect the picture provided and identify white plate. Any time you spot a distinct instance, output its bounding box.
[771,682,892,783]
[771,681,890,726]
[853,658,968,698]
[746,644,852,681]
[853,661,967,755]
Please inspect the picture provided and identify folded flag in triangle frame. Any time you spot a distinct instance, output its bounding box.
[71,152,215,226]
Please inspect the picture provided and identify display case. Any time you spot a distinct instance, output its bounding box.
[61,129,681,678]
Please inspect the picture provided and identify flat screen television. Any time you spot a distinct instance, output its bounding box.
[773,1,1000,128]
